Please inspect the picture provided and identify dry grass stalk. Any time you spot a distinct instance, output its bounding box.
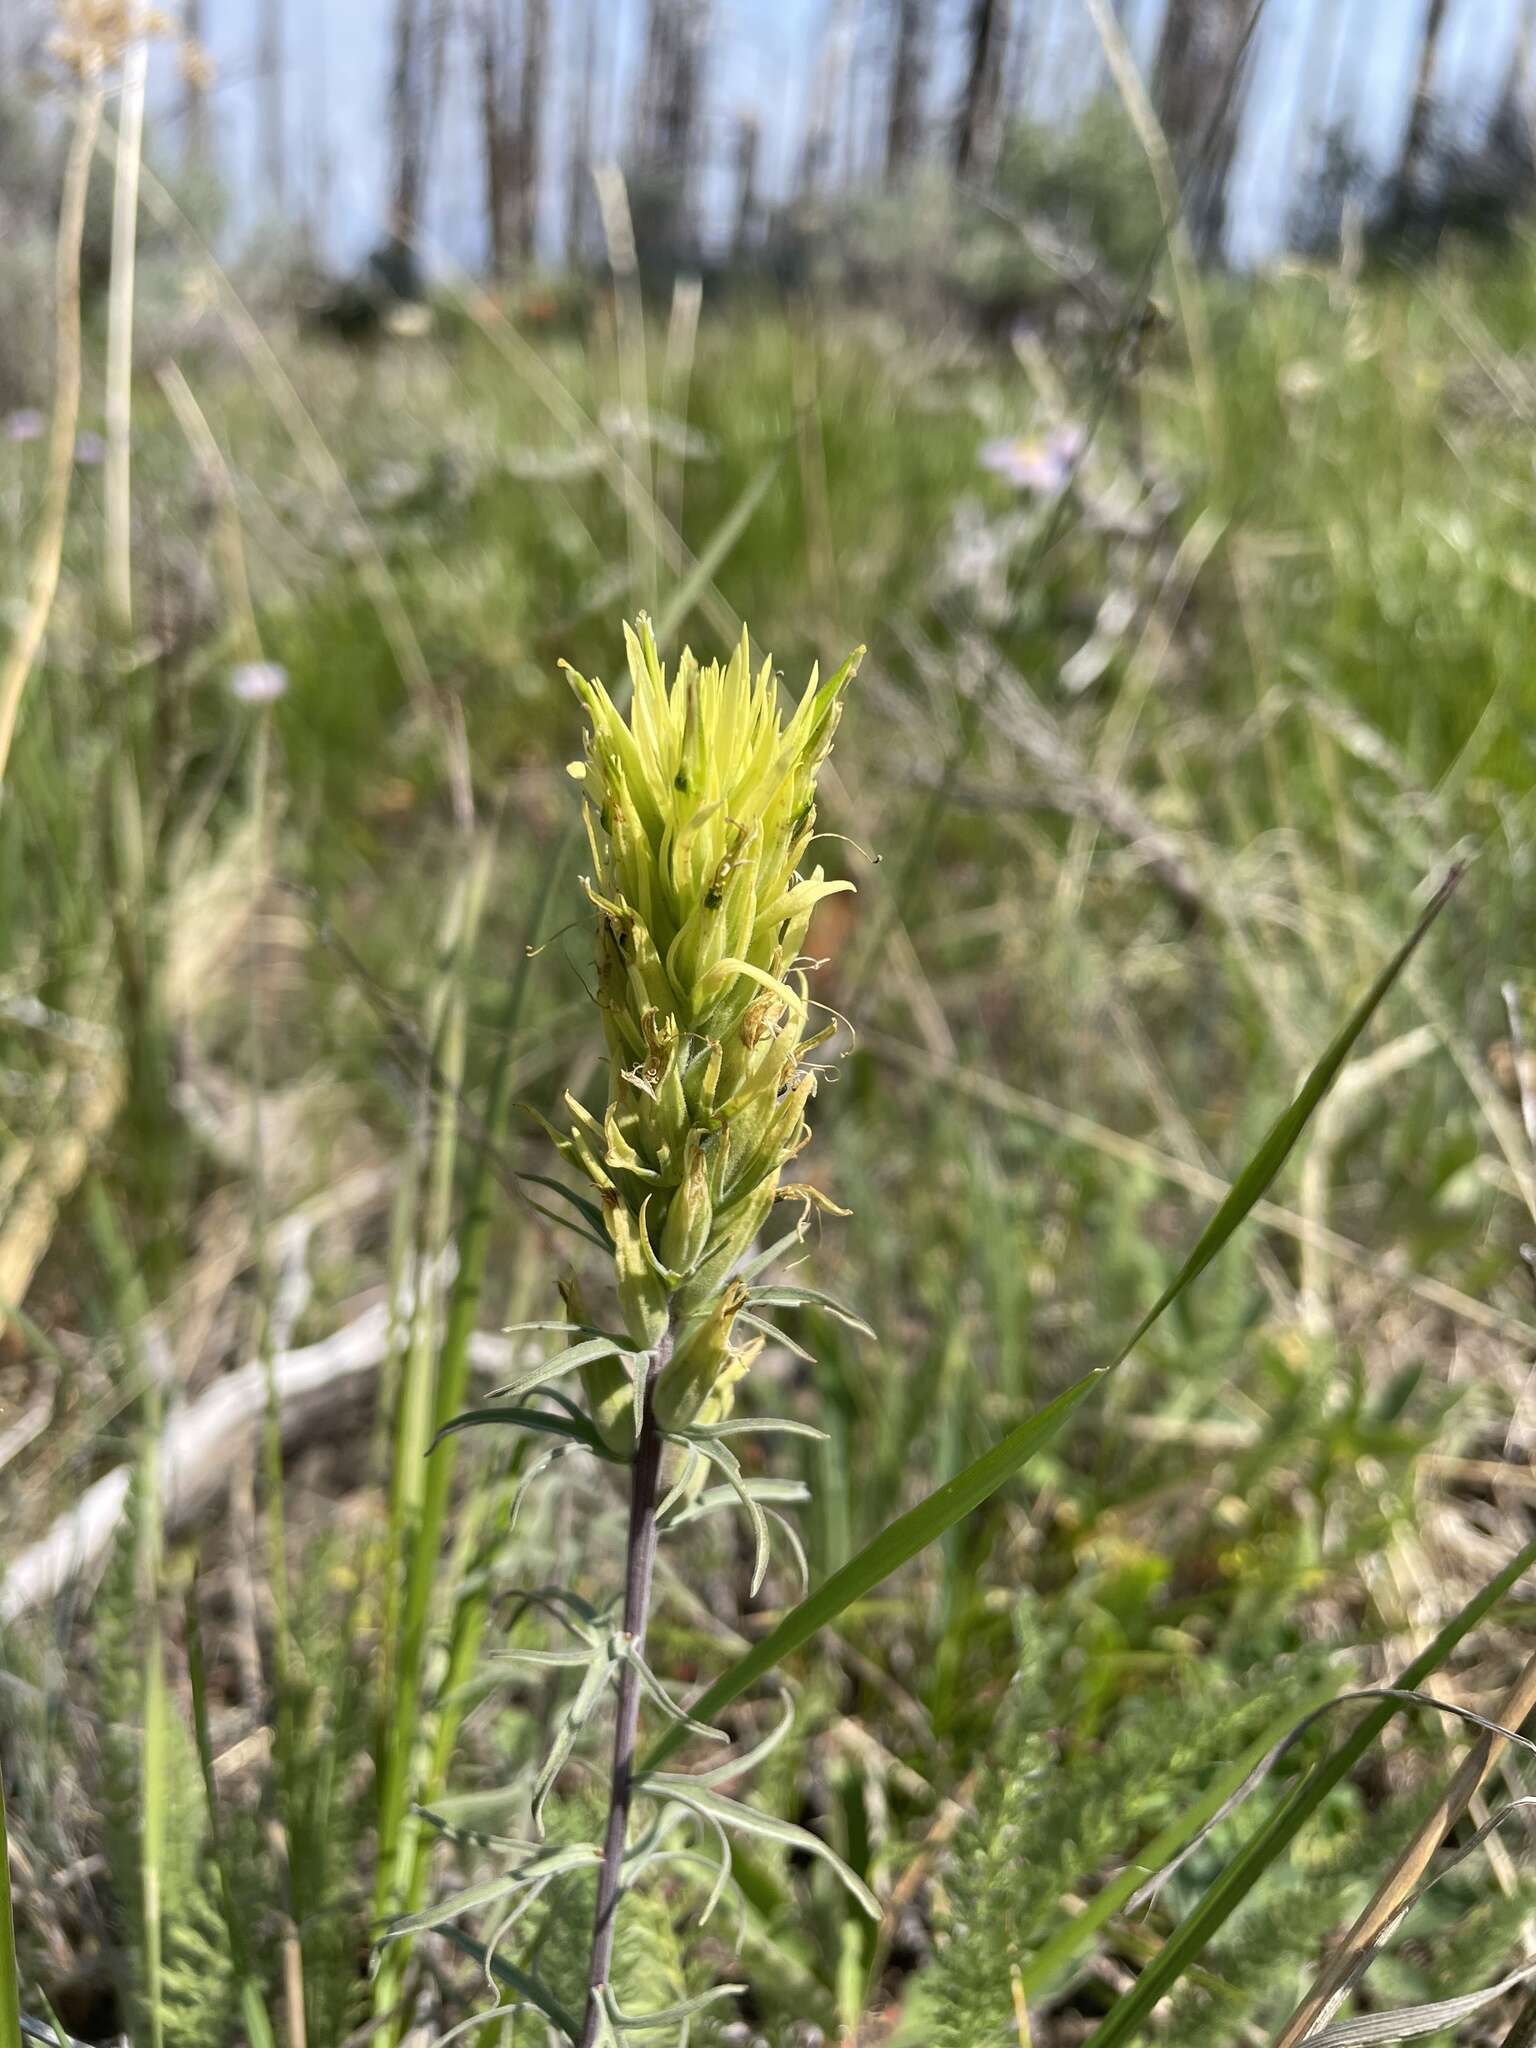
[1274,1648,1536,2045]
[0,84,104,787]
[105,28,149,636]
[870,1030,1536,1346]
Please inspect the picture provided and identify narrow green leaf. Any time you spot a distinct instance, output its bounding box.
[431,1407,613,1458]
[27,2002,78,2048]
[662,1692,798,1791]
[690,1437,772,1595]
[682,1418,829,1443]
[1088,1522,1536,2045]
[733,1227,811,1287]
[653,456,782,643]
[643,870,1458,1773]
[668,1479,812,1526]
[513,1169,609,1241]
[484,1336,632,1407]
[502,1320,637,1348]
[378,1871,548,1943]
[435,1923,580,2040]
[650,1780,880,1919]
[604,1980,749,2029]
[747,1284,876,1338]
[533,1652,616,1834]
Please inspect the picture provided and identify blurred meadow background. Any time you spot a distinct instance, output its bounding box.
[4,0,1536,2042]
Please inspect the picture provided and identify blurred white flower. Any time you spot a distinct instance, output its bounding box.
[230,661,289,705]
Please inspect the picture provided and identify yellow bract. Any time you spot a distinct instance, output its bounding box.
[556,618,862,1443]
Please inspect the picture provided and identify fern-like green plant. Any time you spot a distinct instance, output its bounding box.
[96,1487,235,2048]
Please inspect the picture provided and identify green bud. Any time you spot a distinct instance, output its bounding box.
[658,1129,713,1278]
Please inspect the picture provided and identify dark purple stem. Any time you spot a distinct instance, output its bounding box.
[577,1337,670,2046]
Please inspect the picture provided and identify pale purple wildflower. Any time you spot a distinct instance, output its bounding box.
[230,661,289,706]
[4,410,45,444]
[73,432,107,466]
[979,423,1086,496]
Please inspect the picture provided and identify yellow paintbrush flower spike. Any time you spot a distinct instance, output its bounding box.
[557,617,863,1443]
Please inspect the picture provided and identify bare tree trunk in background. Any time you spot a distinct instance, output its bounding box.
[513,0,547,258]
[1283,0,1351,191]
[566,0,596,263]
[259,0,286,211]
[732,112,761,253]
[308,5,336,254]
[390,0,423,234]
[636,0,670,163]
[1152,0,1253,258]
[632,0,710,244]
[1398,0,1450,193]
[799,0,859,195]
[390,0,452,240]
[955,0,1011,178]
[885,0,931,180]
[182,0,211,170]
[477,0,516,277]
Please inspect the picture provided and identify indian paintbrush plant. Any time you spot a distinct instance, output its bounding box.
[425,618,874,2043]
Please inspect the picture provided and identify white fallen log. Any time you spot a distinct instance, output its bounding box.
[0,1297,516,1625]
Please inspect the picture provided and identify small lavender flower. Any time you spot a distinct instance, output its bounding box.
[73,431,107,467]
[979,422,1085,496]
[4,411,45,445]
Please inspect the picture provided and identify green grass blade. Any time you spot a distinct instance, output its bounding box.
[0,1773,24,2048]
[653,456,782,646]
[644,870,1458,1773]
[1087,1523,1536,2046]
[373,841,568,2033]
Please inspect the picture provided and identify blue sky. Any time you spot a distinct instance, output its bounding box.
[151,0,1529,271]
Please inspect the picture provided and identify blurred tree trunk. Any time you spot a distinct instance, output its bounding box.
[885,0,931,180]
[1152,0,1254,258]
[566,0,596,263]
[513,0,547,257]
[391,0,452,240]
[799,0,859,195]
[1398,0,1450,192]
[732,112,761,252]
[259,0,285,210]
[633,0,711,245]
[955,0,1010,179]
[477,1,517,278]
[1284,0,1350,191]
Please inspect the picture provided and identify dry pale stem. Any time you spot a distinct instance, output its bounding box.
[0,84,104,786]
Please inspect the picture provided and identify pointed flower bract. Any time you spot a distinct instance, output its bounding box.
[557,617,863,1442]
